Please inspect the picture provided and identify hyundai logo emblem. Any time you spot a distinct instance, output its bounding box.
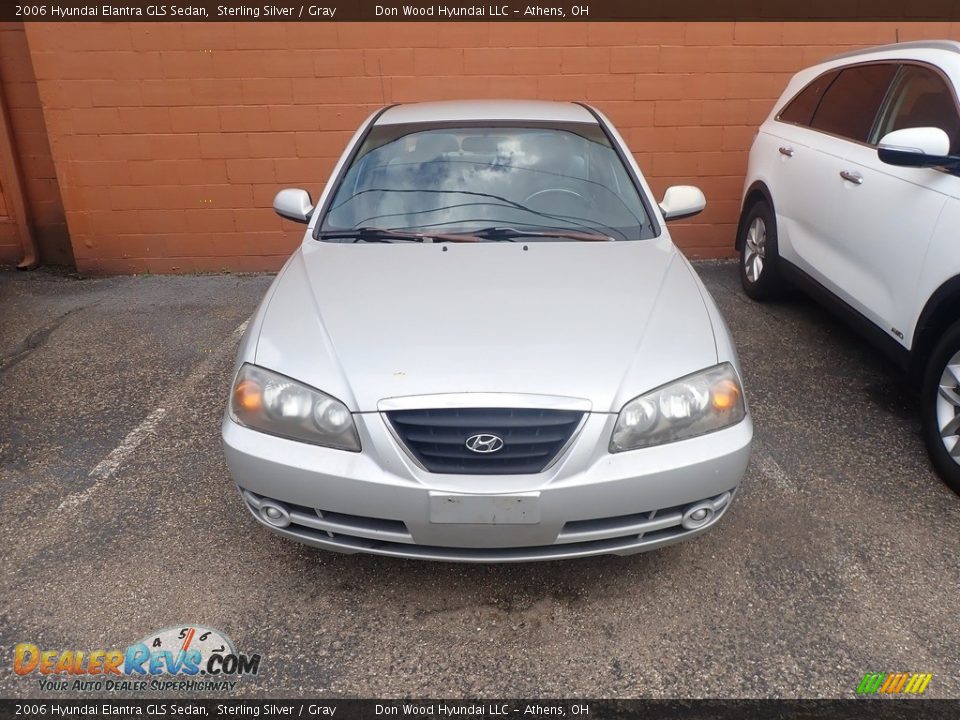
[465,433,504,454]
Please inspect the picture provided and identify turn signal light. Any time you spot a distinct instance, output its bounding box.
[710,379,741,411]
[234,379,263,413]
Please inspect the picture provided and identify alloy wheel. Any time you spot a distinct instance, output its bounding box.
[744,217,767,284]
[937,349,960,465]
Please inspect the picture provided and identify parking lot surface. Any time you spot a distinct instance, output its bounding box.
[1,261,958,698]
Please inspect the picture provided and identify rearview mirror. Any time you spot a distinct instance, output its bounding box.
[273,188,314,223]
[878,127,953,168]
[659,185,706,221]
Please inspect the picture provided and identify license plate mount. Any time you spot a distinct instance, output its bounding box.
[428,492,541,525]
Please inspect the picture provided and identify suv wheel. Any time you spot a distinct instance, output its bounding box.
[922,320,960,494]
[738,200,786,300]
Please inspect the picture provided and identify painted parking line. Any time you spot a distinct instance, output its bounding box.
[55,319,249,515]
[751,439,795,492]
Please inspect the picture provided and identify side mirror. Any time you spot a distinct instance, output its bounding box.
[659,185,706,221]
[273,188,314,223]
[878,127,952,168]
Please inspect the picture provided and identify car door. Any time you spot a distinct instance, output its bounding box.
[780,63,900,302]
[825,63,959,346]
[761,69,842,266]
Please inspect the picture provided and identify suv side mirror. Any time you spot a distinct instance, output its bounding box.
[878,127,953,168]
[659,185,706,221]
[273,188,314,223]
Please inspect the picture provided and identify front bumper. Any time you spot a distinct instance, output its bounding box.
[221,410,752,562]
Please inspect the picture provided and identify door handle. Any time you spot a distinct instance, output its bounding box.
[840,170,863,185]
[778,146,794,157]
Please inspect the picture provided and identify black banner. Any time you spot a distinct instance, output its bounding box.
[2,700,960,719]
[5,0,960,22]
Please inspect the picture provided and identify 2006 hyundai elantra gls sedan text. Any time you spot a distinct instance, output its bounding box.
[221,100,753,562]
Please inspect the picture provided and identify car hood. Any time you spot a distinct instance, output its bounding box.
[255,239,718,413]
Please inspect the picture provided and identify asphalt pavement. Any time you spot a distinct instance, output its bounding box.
[1,261,957,699]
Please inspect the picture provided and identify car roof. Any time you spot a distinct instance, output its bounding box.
[376,100,598,126]
[827,39,960,63]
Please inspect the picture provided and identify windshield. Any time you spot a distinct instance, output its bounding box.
[318,122,657,242]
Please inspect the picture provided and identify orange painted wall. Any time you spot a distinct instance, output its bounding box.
[17,21,960,274]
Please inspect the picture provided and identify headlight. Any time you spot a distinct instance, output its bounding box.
[229,364,361,451]
[610,363,745,452]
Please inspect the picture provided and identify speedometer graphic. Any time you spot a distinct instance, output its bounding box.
[137,625,236,674]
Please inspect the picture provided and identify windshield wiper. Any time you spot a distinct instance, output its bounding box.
[465,226,615,242]
[317,227,419,243]
[325,188,630,241]
[316,227,479,243]
[316,226,615,244]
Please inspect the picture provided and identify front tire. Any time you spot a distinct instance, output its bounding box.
[921,320,960,494]
[738,200,786,301]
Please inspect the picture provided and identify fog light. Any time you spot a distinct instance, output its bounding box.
[259,500,291,528]
[681,502,714,530]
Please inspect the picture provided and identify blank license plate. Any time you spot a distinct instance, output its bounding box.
[428,492,541,524]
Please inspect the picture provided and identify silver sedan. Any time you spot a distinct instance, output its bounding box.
[221,100,752,562]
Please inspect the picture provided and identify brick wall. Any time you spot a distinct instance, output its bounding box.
[18,21,960,274]
[0,22,71,267]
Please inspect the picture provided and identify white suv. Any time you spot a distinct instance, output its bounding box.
[738,40,960,493]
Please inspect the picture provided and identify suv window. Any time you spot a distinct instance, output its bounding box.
[810,63,898,143]
[778,70,840,127]
[873,64,960,153]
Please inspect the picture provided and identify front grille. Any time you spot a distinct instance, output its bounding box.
[386,408,584,474]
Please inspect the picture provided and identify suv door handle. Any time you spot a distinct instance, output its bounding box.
[840,170,863,185]
[778,146,794,157]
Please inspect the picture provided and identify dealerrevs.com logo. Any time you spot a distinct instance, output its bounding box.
[14,625,261,692]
